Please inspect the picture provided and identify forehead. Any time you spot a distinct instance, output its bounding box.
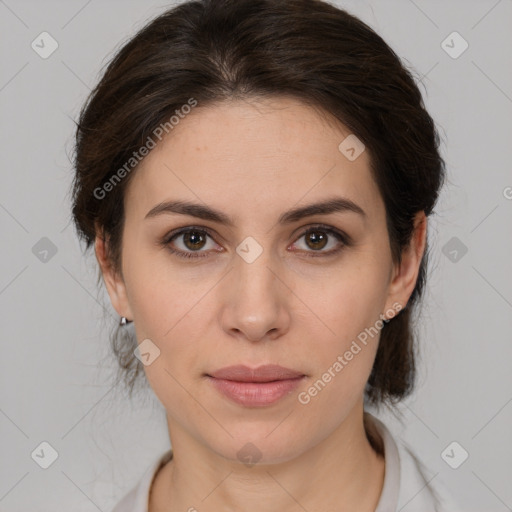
[125,97,383,224]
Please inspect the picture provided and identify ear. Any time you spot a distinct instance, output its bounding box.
[94,229,133,321]
[383,211,427,318]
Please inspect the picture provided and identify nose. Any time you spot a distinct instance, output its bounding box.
[219,248,291,343]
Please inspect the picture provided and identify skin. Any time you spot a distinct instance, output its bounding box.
[95,96,427,512]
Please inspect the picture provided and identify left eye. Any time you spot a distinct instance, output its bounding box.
[290,226,347,257]
[162,225,348,259]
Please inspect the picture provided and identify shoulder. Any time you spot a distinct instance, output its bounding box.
[397,440,459,511]
[367,412,461,512]
[110,449,173,512]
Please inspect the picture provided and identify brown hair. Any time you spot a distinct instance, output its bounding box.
[71,0,445,407]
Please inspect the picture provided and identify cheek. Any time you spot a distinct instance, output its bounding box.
[298,256,391,402]
[122,242,198,335]
[309,260,390,344]
[122,245,215,377]
[296,277,386,423]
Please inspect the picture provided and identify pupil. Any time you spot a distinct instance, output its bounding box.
[308,231,327,250]
[184,231,205,250]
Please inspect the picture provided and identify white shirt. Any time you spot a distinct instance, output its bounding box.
[111,412,459,512]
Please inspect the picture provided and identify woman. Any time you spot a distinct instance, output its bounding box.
[71,0,459,510]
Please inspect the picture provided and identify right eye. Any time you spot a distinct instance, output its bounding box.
[161,227,222,259]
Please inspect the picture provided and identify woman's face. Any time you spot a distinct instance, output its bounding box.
[98,97,423,463]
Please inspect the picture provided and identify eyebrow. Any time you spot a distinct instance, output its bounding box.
[144,196,366,226]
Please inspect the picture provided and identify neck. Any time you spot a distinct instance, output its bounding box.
[149,403,385,512]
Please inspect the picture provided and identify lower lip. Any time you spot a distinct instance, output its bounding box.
[207,376,305,407]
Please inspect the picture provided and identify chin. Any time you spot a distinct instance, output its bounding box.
[201,422,310,466]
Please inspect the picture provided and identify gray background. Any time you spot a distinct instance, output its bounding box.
[1,0,511,510]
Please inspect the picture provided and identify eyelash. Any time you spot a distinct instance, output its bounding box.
[160,224,351,260]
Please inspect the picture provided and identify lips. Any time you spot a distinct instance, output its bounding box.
[208,364,304,382]
[206,364,306,407]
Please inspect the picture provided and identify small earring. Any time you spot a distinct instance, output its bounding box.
[120,316,130,326]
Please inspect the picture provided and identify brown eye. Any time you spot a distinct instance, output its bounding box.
[292,225,349,257]
[304,230,328,250]
[182,230,208,251]
[162,227,219,259]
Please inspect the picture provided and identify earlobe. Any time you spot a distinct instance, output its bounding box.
[384,211,427,316]
[94,232,133,321]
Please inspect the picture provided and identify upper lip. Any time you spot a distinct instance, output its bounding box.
[208,364,305,382]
